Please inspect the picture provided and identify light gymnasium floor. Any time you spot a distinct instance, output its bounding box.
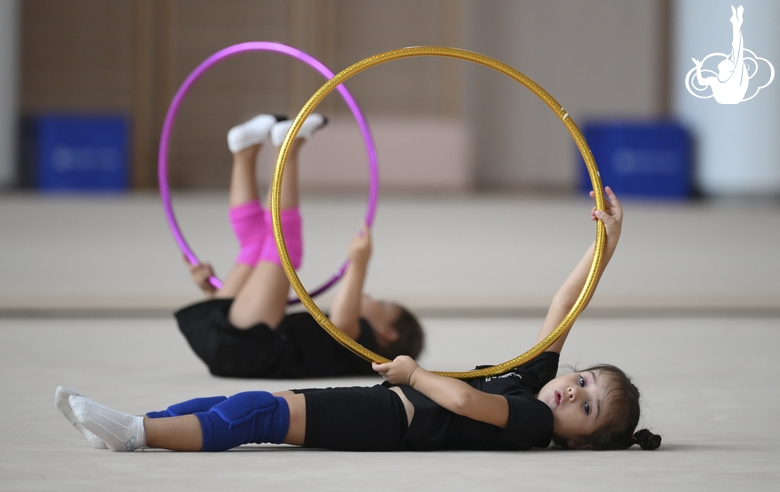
[1,191,779,491]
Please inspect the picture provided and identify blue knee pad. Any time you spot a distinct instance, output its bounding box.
[195,391,290,451]
[146,396,227,419]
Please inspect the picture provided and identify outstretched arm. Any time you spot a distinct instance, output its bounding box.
[535,186,623,354]
[329,224,372,340]
[374,356,510,428]
[692,58,715,87]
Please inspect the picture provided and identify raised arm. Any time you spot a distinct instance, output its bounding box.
[373,356,510,428]
[329,224,372,340]
[536,186,623,354]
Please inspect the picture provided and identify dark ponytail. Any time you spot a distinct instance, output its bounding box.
[631,429,662,450]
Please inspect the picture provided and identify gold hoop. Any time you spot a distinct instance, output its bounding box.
[271,46,605,379]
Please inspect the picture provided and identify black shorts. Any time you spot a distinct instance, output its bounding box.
[176,298,296,378]
[293,385,408,451]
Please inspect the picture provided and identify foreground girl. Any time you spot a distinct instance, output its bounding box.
[56,187,660,452]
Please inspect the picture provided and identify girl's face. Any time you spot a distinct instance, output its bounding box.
[537,370,613,449]
[359,295,401,346]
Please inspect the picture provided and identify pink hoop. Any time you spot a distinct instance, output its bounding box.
[158,42,379,303]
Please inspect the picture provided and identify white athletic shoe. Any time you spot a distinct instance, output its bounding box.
[271,114,328,146]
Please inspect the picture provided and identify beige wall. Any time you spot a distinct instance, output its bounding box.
[19,0,668,191]
[463,0,669,189]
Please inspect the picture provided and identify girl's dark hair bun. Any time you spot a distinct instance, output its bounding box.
[632,429,662,450]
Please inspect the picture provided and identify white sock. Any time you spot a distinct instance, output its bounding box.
[55,386,108,449]
[227,114,285,153]
[70,395,146,452]
[271,113,327,146]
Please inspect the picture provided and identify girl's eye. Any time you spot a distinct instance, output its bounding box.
[584,402,591,415]
[579,376,586,387]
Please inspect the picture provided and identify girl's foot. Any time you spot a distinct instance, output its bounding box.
[55,386,108,449]
[69,394,146,452]
[227,114,287,153]
[271,114,328,146]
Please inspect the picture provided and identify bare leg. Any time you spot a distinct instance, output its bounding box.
[263,138,302,210]
[228,146,261,208]
[275,392,306,446]
[214,144,263,298]
[228,139,304,329]
[144,415,203,451]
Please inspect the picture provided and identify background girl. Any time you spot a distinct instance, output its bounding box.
[174,113,423,379]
